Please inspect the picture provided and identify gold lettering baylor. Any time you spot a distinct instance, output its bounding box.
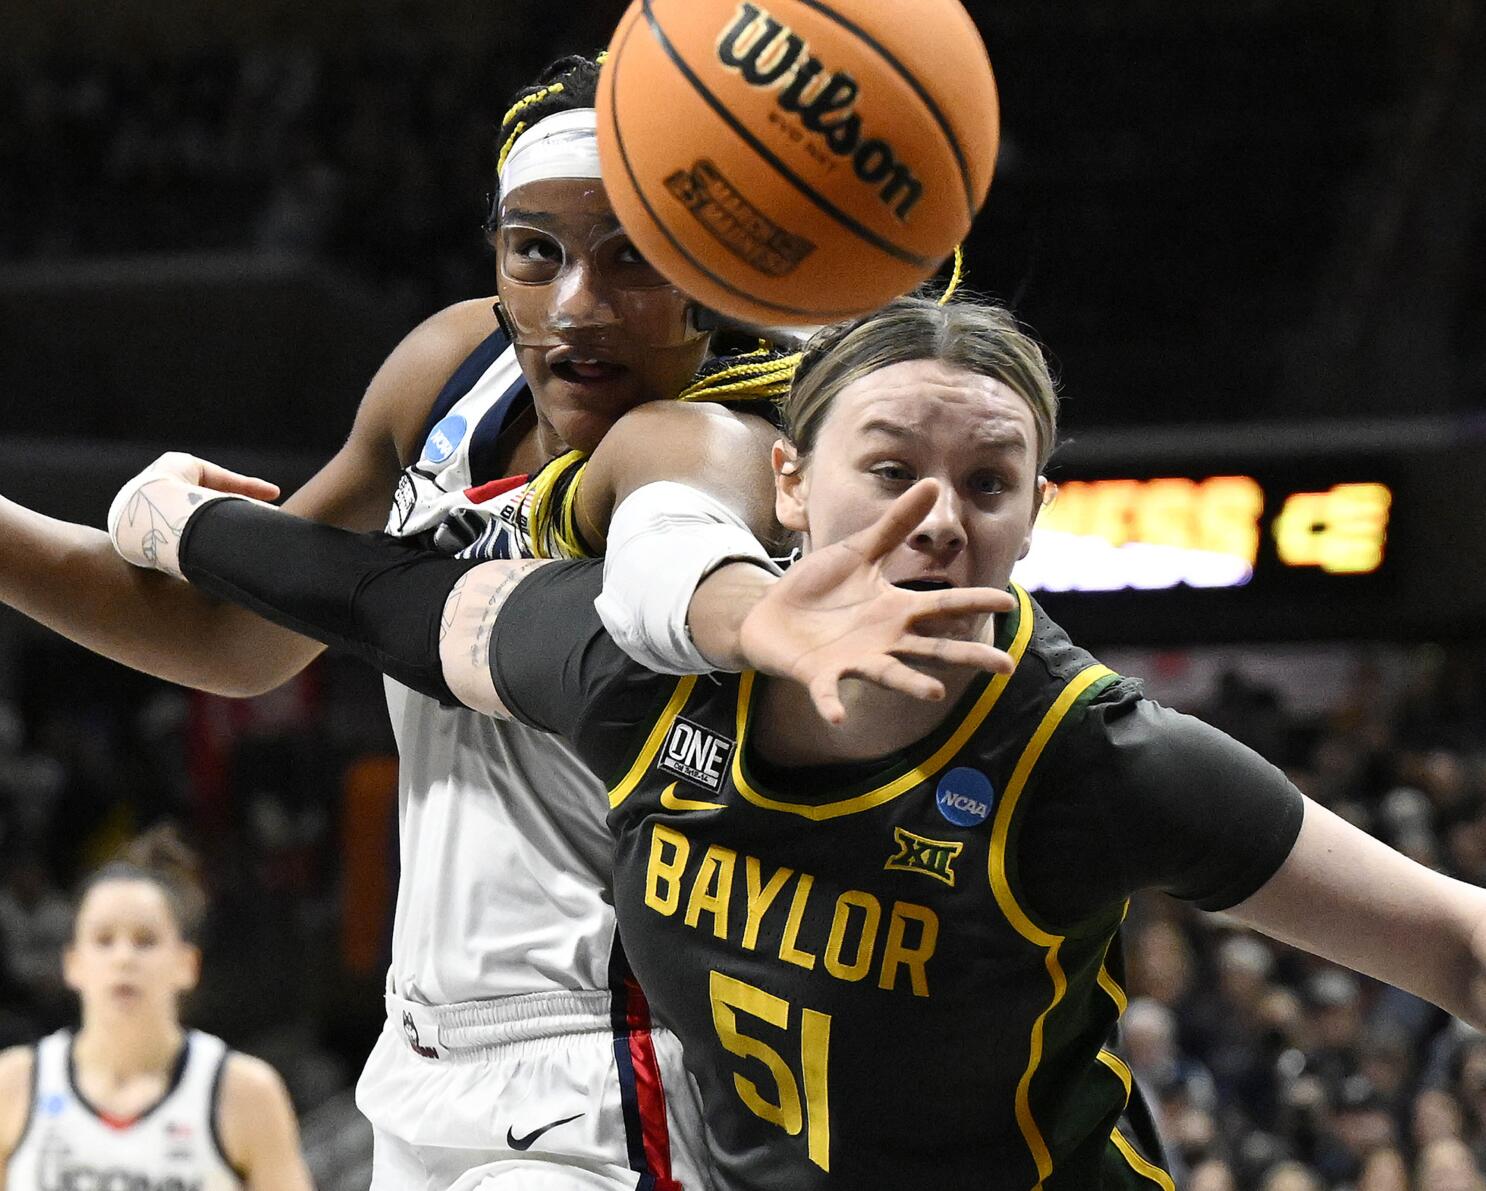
[643,824,938,997]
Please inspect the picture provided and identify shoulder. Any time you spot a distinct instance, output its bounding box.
[600,398,777,454]
[215,1051,307,1185]
[360,297,505,465]
[216,1051,292,1117]
[0,1045,36,1155]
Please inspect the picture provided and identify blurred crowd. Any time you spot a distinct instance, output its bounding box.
[1124,646,1486,1191]
[0,623,1484,1189]
[0,36,525,305]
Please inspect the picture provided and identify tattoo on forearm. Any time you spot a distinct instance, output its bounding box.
[466,561,544,673]
[120,478,193,568]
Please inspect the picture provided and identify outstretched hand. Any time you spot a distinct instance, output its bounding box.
[736,480,1018,724]
[108,452,280,578]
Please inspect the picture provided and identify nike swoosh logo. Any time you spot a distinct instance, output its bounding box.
[506,1112,583,1151]
[660,781,726,812]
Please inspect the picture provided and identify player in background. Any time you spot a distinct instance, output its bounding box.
[0,51,789,1189]
[112,294,1486,1189]
[0,826,310,1191]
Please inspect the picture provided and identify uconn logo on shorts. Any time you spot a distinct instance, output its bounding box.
[658,718,735,793]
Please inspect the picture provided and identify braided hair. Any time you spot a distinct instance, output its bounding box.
[485,53,607,231]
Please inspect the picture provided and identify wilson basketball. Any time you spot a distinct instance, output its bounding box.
[597,0,998,326]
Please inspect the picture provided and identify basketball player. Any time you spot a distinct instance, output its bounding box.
[113,294,1486,1190]
[0,827,310,1190]
[0,52,791,1189]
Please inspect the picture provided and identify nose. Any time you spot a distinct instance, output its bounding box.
[909,482,966,558]
[550,257,620,331]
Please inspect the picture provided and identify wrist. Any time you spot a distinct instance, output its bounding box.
[691,561,778,671]
[108,469,242,579]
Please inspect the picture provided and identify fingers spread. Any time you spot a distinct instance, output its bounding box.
[908,586,1015,621]
[849,655,946,703]
[895,636,1017,674]
[852,479,942,563]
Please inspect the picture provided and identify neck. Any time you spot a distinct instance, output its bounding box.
[753,667,979,769]
[497,406,548,476]
[75,1016,184,1079]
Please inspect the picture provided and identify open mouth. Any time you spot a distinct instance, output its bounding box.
[550,358,629,385]
[894,579,953,592]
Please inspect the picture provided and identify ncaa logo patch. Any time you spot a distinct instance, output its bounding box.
[936,767,995,827]
[658,717,735,793]
[422,414,468,465]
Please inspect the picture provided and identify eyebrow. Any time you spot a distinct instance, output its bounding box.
[500,210,624,235]
[858,418,1030,451]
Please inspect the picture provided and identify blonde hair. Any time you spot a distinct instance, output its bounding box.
[784,294,1059,470]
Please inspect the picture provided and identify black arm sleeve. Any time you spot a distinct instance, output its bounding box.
[1019,685,1305,925]
[179,498,482,706]
[488,560,680,784]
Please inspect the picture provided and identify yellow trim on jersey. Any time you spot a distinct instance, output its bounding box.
[609,677,698,808]
[727,585,1037,821]
[1096,903,1131,1015]
[1112,1127,1176,1191]
[987,661,1115,1188]
[1096,1048,1133,1098]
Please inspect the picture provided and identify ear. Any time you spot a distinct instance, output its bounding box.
[1018,476,1052,561]
[62,943,81,994]
[175,943,202,997]
[772,440,809,533]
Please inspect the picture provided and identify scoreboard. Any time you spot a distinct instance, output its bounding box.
[1012,427,1486,645]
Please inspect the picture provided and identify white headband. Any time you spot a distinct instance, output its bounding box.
[500,108,602,196]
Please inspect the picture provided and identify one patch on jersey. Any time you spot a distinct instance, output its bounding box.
[390,472,418,533]
[884,827,963,886]
[657,717,735,793]
[422,414,468,464]
[935,767,996,827]
[42,1091,66,1116]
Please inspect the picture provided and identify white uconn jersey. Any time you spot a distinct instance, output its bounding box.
[382,330,615,1005]
[7,1030,239,1191]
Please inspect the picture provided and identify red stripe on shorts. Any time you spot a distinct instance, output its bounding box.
[625,978,678,1189]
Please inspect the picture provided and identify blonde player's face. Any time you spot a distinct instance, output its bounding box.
[64,880,199,1019]
[776,359,1044,637]
[493,177,712,453]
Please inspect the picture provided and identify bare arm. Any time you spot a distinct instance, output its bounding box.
[0,1046,35,1186]
[1229,796,1486,1028]
[574,399,781,551]
[216,1053,314,1191]
[0,298,498,696]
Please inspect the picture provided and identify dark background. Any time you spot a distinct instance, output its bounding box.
[1,4,1485,1189]
[1,0,1481,455]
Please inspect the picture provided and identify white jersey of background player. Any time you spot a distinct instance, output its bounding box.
[7,1029,240,1191]
[0,57,723,1190]
[0,833,310,1189]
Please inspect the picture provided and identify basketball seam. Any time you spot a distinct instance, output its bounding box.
[608,12,882,322]
[639,0,935,270]
[789,0,981,220]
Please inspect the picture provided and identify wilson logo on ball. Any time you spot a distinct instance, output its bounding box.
[666,158,817,276]
[715,2,925,221]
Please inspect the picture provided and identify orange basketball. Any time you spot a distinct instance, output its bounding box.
[597,0,998,326]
